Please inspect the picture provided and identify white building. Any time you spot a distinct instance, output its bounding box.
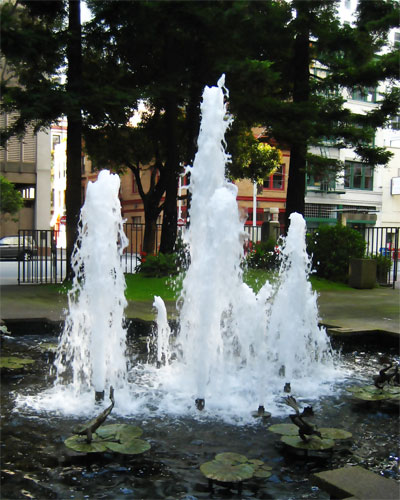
[305,13,400,235]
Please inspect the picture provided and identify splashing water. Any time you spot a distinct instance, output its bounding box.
[147,75,338,422]
[152,296,172,367]
[18,78,340,421]
[22,170,130,413]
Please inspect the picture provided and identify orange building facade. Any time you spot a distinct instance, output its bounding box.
[81,147,289,252]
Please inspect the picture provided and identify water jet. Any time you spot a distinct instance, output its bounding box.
[2,76,398,499]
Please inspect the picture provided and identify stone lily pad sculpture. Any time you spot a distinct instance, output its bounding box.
[0,356,35,370]
[36,342,58,353]
[65,424,150,455]
[200,459,254,483]
[268,424,352,441]
[268,423,299,436]
[346,384,400,401]
[200,452,272,493]
[268,422,351,454]
[65,388,151,456]
[73,387,115,443]
[281,435,335,451]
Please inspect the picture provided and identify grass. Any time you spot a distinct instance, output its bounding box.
[54,268,352,303]
[309,275,352,292]
[123,269,352,301]
[124,273,180,302]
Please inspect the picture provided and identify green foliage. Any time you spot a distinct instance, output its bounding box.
[228,125,283,182]
[0,176,24,215]
[245,239,280,271]
[373,253,392,282]
[138,252,179,277]
[0,0,65,145]
[307,224,366,282]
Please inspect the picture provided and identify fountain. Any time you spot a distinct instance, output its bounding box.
[15,76,337,421]
[2,76,398,499]
[149,75,336,421]
[24,169,130,413]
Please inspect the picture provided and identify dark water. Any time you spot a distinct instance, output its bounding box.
[1,333,399,500]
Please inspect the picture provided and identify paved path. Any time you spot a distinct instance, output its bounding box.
[1,284,399,336]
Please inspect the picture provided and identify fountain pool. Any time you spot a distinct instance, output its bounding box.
[1,333,399,499]
[1,76,399,498]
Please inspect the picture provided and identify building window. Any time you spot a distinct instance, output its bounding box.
[263,164,284,190]
[305,204,336,219]
[344,161,373,190]
[132,174,138,193]
[390,115,400,130]
[246,209,264,225]
[132,216,141,224]
[307,172,336,191]
[351,87,376,103]
[52,135,60,149]
[21,186,35,200]
[394,31,400,48]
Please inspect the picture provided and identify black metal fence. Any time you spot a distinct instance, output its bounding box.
[364,226,399,288]
[17,229,67,284]
[17,223,169,283]
[16,225,399,286]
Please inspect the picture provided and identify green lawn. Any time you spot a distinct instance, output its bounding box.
[123,269,351,301]
[124,273,181,302]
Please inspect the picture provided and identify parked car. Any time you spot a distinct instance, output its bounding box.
[0,235,37,261]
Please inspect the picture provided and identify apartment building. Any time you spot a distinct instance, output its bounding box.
[304,19,400,236]
[0,113,52,237]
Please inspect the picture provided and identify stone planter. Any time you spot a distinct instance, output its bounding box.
[348,258,377,289]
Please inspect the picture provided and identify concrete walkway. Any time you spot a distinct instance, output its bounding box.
[1,283,399,337]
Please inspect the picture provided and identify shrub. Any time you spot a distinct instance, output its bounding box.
[245,238,280,270]
[138,252,179,277]
[307,224,365,282]
[372,254,392,283]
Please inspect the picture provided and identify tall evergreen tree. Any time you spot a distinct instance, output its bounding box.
[1,0,85,277]
[83,0,289,253]
[248,0,399,232]
[65,0,83,276]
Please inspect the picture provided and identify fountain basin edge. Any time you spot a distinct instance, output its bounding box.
[1,318,398,348]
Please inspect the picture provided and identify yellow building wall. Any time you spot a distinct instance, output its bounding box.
[81,149,290,235]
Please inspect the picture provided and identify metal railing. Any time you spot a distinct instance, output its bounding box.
[17,229,67,284]
[364,226,399,288]
[17,225,399,287]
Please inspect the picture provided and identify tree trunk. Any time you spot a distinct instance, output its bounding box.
[285,142,307,229]
[159,97,179,254]
[142,216,157,255]
[284,0,310,233]
[65,0,82,279]
[159,172,179,254]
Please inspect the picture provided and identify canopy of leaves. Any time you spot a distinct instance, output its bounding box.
[0,0,66,145]
[0,176,24,215]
